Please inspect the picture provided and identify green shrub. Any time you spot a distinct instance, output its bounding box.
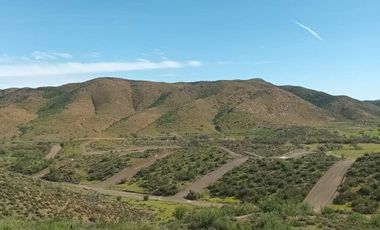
[185,190,200,200]
[209,153,336,202]
[133,146,229,196]
[334,153,380,214]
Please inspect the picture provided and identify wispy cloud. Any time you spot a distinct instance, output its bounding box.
[31,51,72,60]
[187,60,203,67]
[0,60,202,78]
[292,20,323,41]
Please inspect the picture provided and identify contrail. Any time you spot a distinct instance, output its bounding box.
[292,20,323,41]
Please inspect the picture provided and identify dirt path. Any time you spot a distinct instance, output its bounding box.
[95,151,174,188]
[64,183,220,207]
[44,144,62,160]
[303,159,354,211]
[218,146,243,158]
[276,149,313,159]
[82,145,181,156]
[244,151,265,158]
[77,137,127,154]
[32,158,74,179]
[172,156,249,199]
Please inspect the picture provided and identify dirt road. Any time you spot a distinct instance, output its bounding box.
[95,151,174,188]
[172,156,249,198]
[82,145,181,156]
[218,146,243,158]
[77,137,126,154]
[303,159,354,211]
[44,144,62,160]
[64,183,220,207]
[32,158,74,179]
[276,150,313,159]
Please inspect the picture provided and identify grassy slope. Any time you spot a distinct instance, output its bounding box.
[0,170,151,222]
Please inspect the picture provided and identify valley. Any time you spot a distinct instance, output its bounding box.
[1,78,380,229]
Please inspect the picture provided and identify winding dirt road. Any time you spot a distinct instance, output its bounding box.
[82,145,181,156]
[303,159,354,211]
[64,183,220,207]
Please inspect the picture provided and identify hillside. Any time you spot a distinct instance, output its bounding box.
[0,169,151,222]
[0,78,379,139]
[366,100,380,107]
[281,85,380,121]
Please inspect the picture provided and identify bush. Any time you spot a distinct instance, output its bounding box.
[133,146,229,196]
[185,190,200,200]
[334,153,380,214]
[209,153,336,202]
[174,206,188,220]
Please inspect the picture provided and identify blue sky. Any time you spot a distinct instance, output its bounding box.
[0,0,379,100]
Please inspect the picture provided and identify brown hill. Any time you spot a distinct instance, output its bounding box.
[281,86,380,121]
[366,100,380,108]
[0,77,377,139]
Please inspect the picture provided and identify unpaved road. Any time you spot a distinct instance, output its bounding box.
[218,146,243,158]
[172,156,249,198]
[44,144,62,160]
[64,183,220,207]
[303,159,354,211]
[96,151,174,188]
[276,149,313,159]
[32,158,74,179]
[82,145,181,156]
[77,137,126,154]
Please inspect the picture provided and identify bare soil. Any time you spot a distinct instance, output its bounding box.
[276,149,313,159]
[44,144,62,160]
[303,159,354,211]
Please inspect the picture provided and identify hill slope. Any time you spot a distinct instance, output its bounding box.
[0,170,150,221]
[366,100,380,107]
[281,86,380,121]
[0,78,378,139]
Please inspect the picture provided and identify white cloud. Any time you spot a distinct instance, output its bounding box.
[187,60,203,67]
[31,51,73,60]
[0,60,202,78]
[292,20,323,41]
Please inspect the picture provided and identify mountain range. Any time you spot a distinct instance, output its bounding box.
[0,78,379,139]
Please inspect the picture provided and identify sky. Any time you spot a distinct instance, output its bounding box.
[0,0,379,100]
